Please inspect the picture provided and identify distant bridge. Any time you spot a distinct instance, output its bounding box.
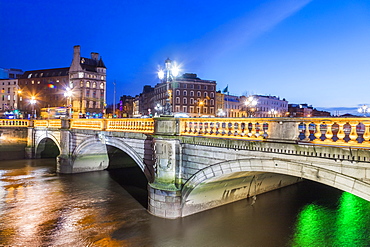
[1,117,370,218]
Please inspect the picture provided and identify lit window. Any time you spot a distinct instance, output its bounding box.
[28,74,32,78]
[86,81,90,87]
[93,82,96,88]
[32,80,34,84]
[100,83,104,89]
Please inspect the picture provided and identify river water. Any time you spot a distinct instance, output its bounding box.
[0,158,369,247]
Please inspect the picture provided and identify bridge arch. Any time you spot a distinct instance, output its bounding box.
[182,157,370,215]
[35,133,61,158]
[72,136,153,181]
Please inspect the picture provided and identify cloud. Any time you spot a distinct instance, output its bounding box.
[191,0,313,60]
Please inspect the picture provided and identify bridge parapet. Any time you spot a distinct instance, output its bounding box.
[178,117,370,149]
[34,119,62,128]
[0,119,29,127]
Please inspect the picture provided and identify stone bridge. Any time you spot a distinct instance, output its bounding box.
[1,117,370,218]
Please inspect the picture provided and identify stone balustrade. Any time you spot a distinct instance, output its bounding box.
[3,117,370,149]
[0,119,29,127]
[34,119,62,128]
[105,119,154,133]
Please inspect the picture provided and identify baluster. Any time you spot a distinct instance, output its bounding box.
[363,122,370,144]
[324,122,333,142]
[336,123,346,143]
[250,122,257,138]
[314,121,322,141]
[302,122,310,142]
[348,122,358,144]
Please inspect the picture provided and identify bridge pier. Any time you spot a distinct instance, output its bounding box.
[148,186,182,219]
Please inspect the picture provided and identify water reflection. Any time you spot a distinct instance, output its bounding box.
[0,159,369,246]
[291,192,370,247]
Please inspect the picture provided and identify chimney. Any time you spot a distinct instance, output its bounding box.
[74,45,81,59]
[91,52,99,61]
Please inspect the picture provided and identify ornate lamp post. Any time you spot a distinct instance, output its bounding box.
[157,58,180,116]
[30,96,36,119]
[358,105,370,117]
[64,87,73,118]
[245,96,257,117]
[269,108,277,117]
[154,103,163,117]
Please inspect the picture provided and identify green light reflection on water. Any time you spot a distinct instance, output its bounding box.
[335,192,370,247]
[291,192,370,247]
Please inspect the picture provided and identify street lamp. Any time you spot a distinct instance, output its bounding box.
[154,103,163,117]
[30,96,36,119]
[197,100,204,117]
[245,96,257,117]
[269,108,277,117]
[217,109,226,117]
[157,58,180,116]
[64,87,73,118]
[358,105,370,117]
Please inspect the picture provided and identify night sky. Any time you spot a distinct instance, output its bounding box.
[1,0,370,115]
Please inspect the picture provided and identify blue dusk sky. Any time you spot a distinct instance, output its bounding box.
[1,0,370,115]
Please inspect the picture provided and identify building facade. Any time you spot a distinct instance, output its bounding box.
[18,68,70,118]
[69,45,107,118]
[0,78,21,118]
[153,66,217,117]
[245,95,288,117]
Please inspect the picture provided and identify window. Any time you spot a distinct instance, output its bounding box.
[86,90,90,97]
[86,81,90,87]
[175,106,180,112]
[176,97,180,104]
[190,106,194,113]
[93,82,96,88]
[190,98,194,104]
[80,81,84,88]
[197,92,201,97]
[204,92,208,98]
[183,98,187,104]
[183,90,187,96]
[210,99,214,105]
[183,106,187,112]
[190,91,194,96]
[100,83,104,89]
[210,92,214,98]
[176,90,180,96]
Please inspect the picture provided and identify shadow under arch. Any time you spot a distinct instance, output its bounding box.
[182,157,370,211]
[35,137,60,158]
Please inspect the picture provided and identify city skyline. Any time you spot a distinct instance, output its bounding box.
[1,0,370,115]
